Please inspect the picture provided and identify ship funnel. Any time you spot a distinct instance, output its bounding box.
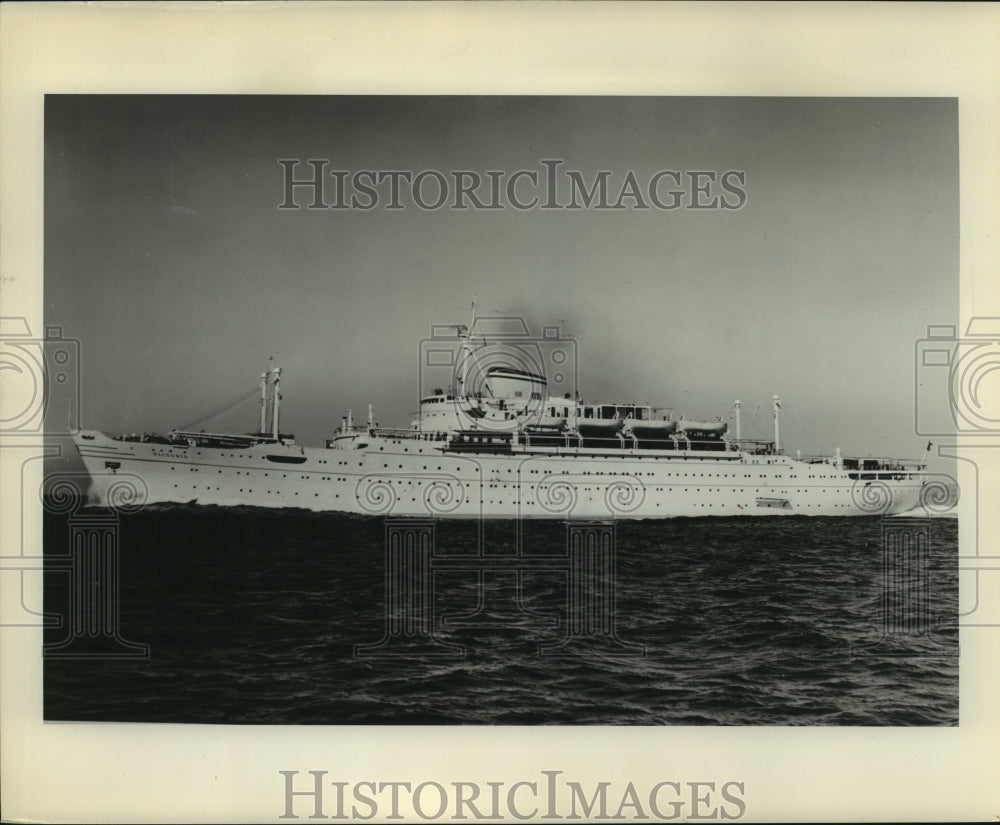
[485,366,547,400]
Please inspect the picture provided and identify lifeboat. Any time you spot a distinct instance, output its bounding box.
[677,419,728,437]
[524,418,567,433]
[577,417,625,437]
[623,419,678,439]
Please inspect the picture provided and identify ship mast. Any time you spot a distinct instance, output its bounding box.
[468,295,478,332]
[772,393,781,453]
[457,297,478,397]
[272,367,282,440]
[259,369,269,435]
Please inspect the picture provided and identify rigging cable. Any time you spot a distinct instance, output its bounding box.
[178,385,262,432]
[780,404,830,456]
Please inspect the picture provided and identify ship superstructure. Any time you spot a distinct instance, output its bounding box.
[74,307,930,518]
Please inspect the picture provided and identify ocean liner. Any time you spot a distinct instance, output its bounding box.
[74,306,930,518]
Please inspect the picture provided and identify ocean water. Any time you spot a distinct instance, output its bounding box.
[44,507,958,725]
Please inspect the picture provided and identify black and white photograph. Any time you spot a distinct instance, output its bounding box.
[41,93,960,727]
[2,3,999,823]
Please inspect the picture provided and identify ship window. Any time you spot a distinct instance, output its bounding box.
[515,391,523,398]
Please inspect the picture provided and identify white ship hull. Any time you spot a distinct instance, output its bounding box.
[74,430,925,518]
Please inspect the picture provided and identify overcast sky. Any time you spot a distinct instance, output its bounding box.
[45,95,957,463]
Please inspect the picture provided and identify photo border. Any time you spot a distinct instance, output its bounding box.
[2,2,998,822]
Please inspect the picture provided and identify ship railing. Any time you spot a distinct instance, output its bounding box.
[799,455,851,466]
[371,427,449,442]
[840,457,928,472]
[510,431,738,456]
[793,454,929,472]
[110,433,151,443]
[112,430,278,446]
[169,429,280,442]
[727,438,778,455]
